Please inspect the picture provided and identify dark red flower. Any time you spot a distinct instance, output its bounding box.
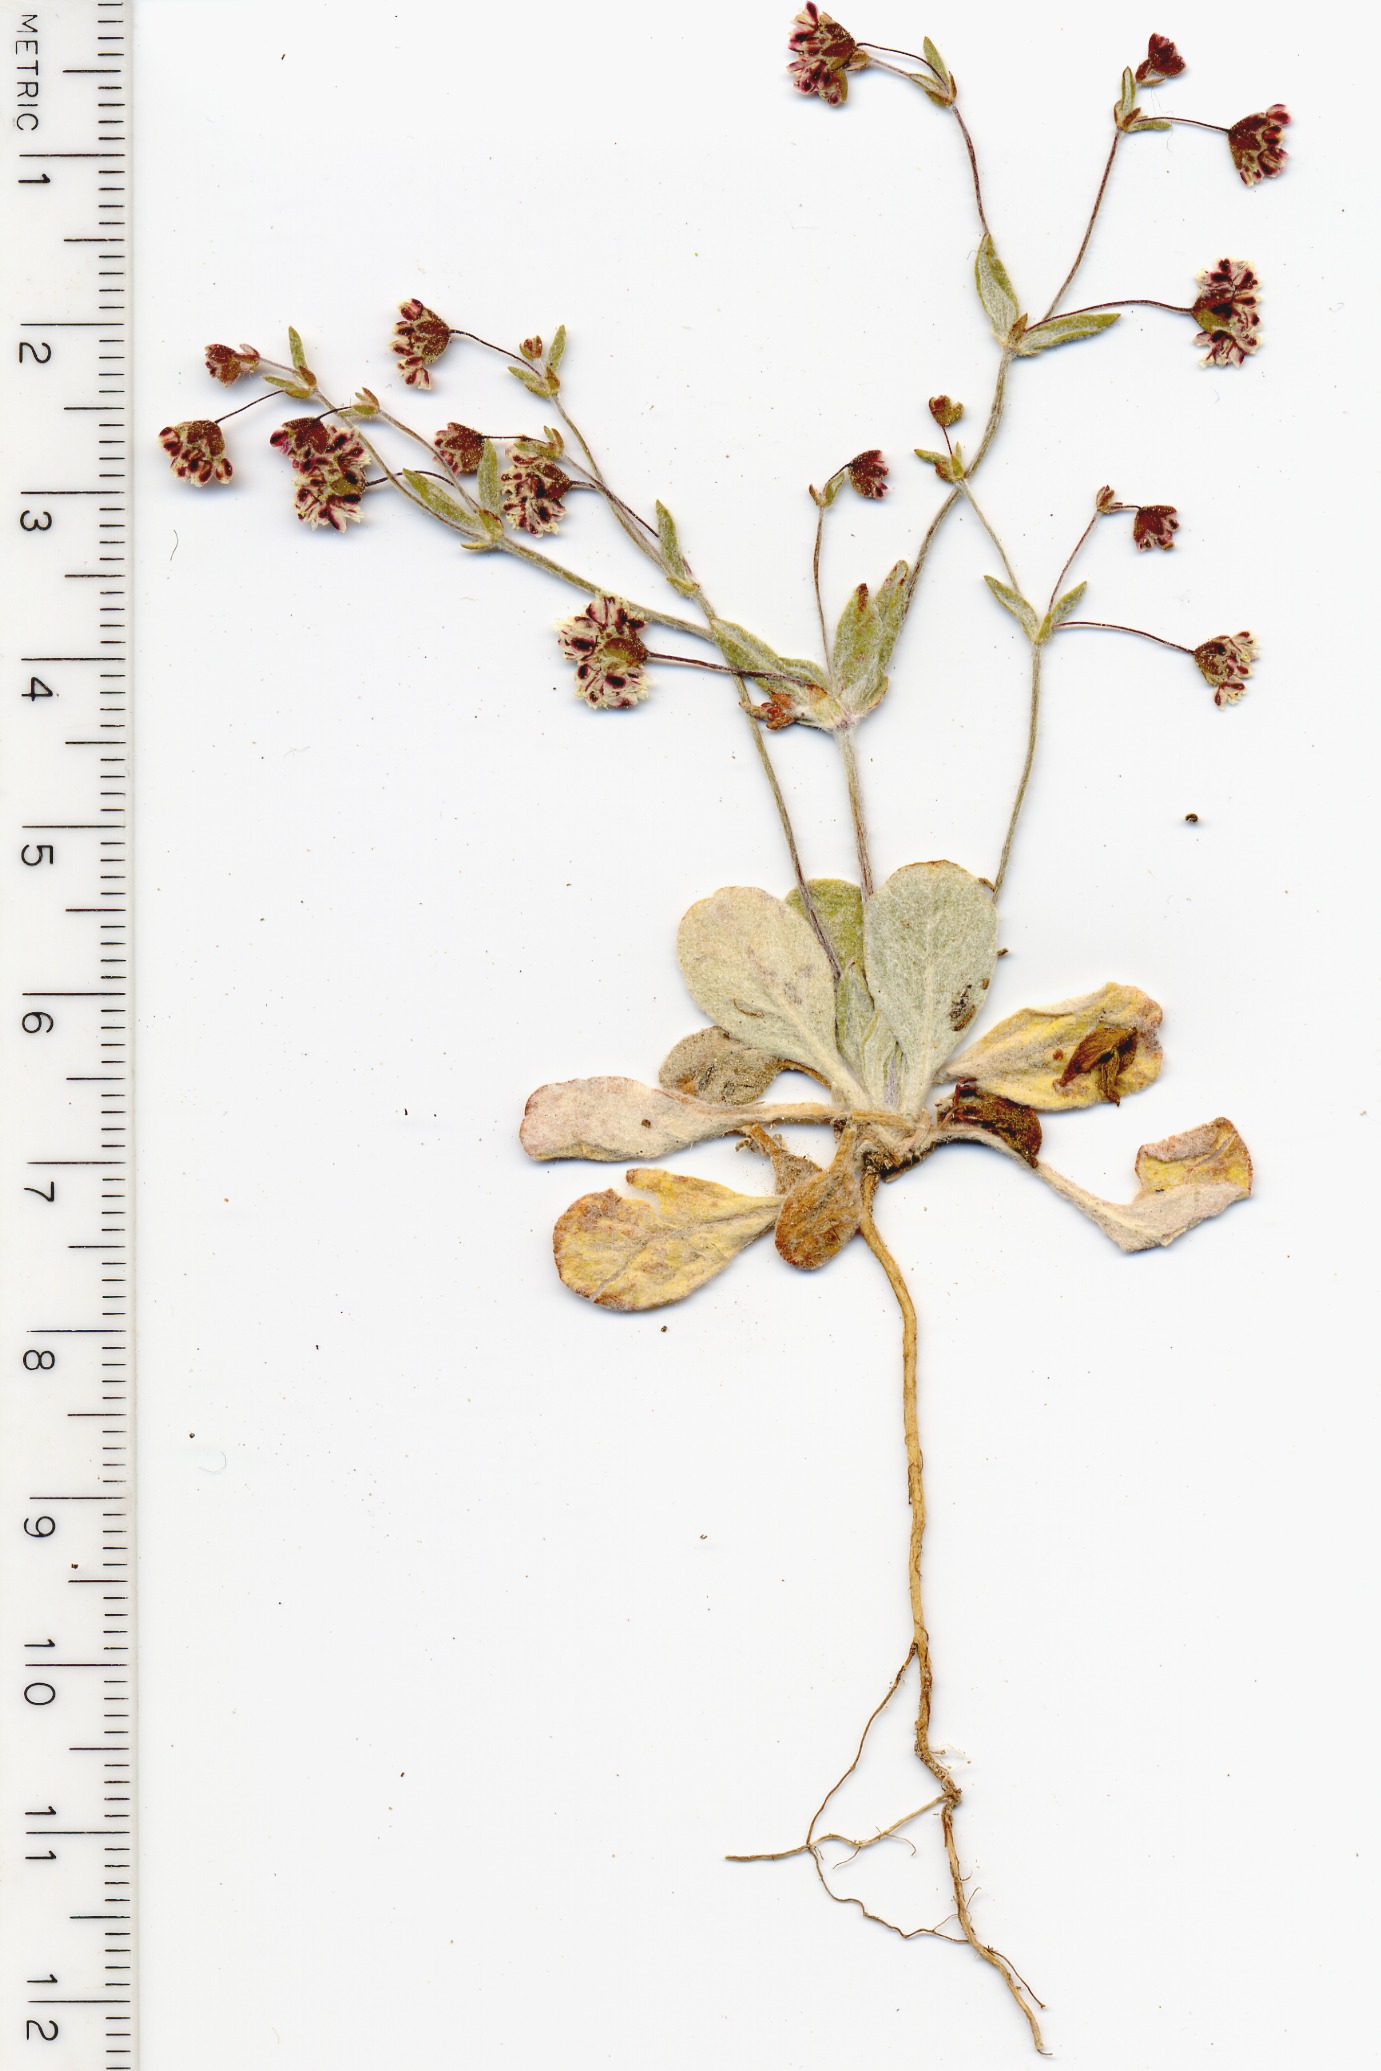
[1193,631,1257,706]
[1191,258,1261,368]
[501,455,572,536]
[390,299,452,388]
[928,395,963,428]
[1132,504,1179,551]
[787,4,860,105]
[1095,484,1122,514]
[557,596,651,710]
[1134,34,1185,86]
[846,449,888,500]
[159,419,232,485]
[435,422,485,476]
[1228,105,1290,187]
[204,342,259,385]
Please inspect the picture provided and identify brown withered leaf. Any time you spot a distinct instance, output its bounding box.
[553,1168,780,1310]
[521,1075,749,1162]
[941,982,1163,1111]
[1039,1117,1252,1253]
[658,1026,786,1106]
[775,1126,864,1271]
[737,1124,822,1195]
[942,1081,1042,1167]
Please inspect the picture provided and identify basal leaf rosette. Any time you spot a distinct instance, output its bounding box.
[521,871,1252,1308]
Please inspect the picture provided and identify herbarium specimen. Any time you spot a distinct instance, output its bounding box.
[161,24,1288,2050]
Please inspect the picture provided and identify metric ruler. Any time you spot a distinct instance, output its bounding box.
[0,4,136,2068]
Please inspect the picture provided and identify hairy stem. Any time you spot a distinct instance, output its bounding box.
[952,107,990,237]
[959,479,1020,593]
[902,352,1011,617]
[839,733,875,899]
[994,643,1042,897]
[1047,514,1099,612]
[859,1181,1047,2053]
[1038,129,1121,323]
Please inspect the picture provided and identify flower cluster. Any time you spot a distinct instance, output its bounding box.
[1134,34,1185,85]
[1194,631,1257,706]
[435,421,485,476]
[269,415,368,531]
[787,4,862,105]
[391,298,452,388]
[556,596,651,709]
[1191,258,1261,368]
[846,449,889,499]
[501,452,572,535]
[1132,504,1179,551]
[1229,104,1290,187]
[204,342,259,385]
[159,419,233,485]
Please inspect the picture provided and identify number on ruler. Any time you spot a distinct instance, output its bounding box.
[20,1011,53,1034]
[18,510,51,531]
[23,1183,56,1202]
[25,2020,59,2041]
[21,678,54,701]
[22,1350,55,1370]
[17,340,51,362]
[23,1517,56,1538]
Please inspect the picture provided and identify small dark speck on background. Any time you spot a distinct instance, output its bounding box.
[1185,812,1199,823]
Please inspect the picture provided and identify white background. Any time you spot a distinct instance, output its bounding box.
[133,3,1377,2064]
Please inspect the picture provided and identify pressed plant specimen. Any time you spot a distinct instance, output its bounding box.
[160,24,1289,2050]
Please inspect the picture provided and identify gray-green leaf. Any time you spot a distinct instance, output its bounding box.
[288,325,309,372]
[974,234,1021,344]
[400,468,493,538]
[708,617,829,695]
[862,862,999,1112]
[1037,581,1087,644]
[655,501,697,596]
[547,324,567,376]
[476,438,503,516]
[786,878,864,979]
[677,886,864,1101]
[1017,311,1121,356]
[984,575,1040,642]
[507,362,554,399]
[832,561,909,720]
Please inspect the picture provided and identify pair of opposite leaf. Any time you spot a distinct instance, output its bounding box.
[520,864,1252,1311]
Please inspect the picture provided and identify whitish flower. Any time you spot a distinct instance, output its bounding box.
[1194,631,1257,706]
[390,298,452,388]
[159,419,233,485]
[1192,257,1261,368]
[556,596,651,709]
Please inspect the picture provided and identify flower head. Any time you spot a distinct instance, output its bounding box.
[270,417,368,533]
[1191,258,1261,368]
[159,419,233,485]
[928,395,963,429]
[557,596,651,710]
[787,4,861,105]
[1132,504,1179,551]
[846,449,889,499]
[204,342,259,385]
[501,454,572,536]
[435,422,485,476]
[1135,34,1185,85]
[1194,631,1257,706]
[1095,484,1121,514]
[1228,104,1290,186]
[390,298,452,388]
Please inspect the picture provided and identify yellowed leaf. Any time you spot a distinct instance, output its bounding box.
[677,886,866,1101]
[521,1076,745,1161]
[942,982,1163,1110]
[862,861,997,1111]
[553,1168,780,1310]
[1039,1117,1253,1252]
[657,1027,785,1106]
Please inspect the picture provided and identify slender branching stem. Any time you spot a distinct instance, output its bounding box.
[858,1180,1046,2053]
[1164,115,1231,134]
[1057,297,1194,317]
[1038,130,1121,323]
[952,107,991,236]
[1048,514,1099,610]
[214,388,281,427]
[812,502,831,660]
[902,352,1011,617]
[1059,619,1193,653]
[555,401,665,558]
[839,733,875,899]
[959,479,1020,593]
[994,643,1042,897]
